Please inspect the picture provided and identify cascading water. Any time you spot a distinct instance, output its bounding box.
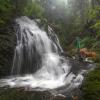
[11,16,64,75]
[0,16,87,90]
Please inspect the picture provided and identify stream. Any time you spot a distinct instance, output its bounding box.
[0,16,95,99]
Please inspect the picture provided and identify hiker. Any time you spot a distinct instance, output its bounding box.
[75,37,84,61]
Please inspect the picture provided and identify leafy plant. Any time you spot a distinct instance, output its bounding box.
[0,0,14,26]
[23,1,44,18]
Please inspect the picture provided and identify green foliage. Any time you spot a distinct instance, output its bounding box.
[88,6,100,37]
[80,37,96,48]
[82,64,100,100]
[79,4,100,50]
[88,6,100,20]
[23,1,44,18]
[0,0,14,26]
[0,0,44,26]
[91,20,100,36]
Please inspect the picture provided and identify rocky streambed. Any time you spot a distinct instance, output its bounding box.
[0,58,95,100]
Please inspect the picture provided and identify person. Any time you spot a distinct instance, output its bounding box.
[75,37,81,52]
[75,37,82,61]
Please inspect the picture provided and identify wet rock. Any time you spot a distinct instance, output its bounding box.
[0,26,16,77]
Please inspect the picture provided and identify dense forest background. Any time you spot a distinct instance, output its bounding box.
[0,0,100,49]
[0,0,100,100]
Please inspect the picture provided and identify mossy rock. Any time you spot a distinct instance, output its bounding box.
[81,64,100,100]
[0,88,67,100]
[0,28,16,77]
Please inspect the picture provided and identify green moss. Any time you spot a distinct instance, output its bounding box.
[82,64,100,100]
[0,32,16,77]
[0,88,52,100]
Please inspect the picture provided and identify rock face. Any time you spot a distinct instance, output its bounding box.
[0,26,16,78]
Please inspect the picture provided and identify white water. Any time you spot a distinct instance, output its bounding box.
[0,16,84,90]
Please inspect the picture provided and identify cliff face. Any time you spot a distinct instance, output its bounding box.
[0,26,16,78]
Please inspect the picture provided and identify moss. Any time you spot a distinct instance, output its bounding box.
[0,31,16,77]
[0,88,52,100]
[81,64,100,100]
[0,89,31,100]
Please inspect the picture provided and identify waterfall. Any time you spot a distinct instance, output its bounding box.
[11,16,65,75]
[0,16,85,90]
